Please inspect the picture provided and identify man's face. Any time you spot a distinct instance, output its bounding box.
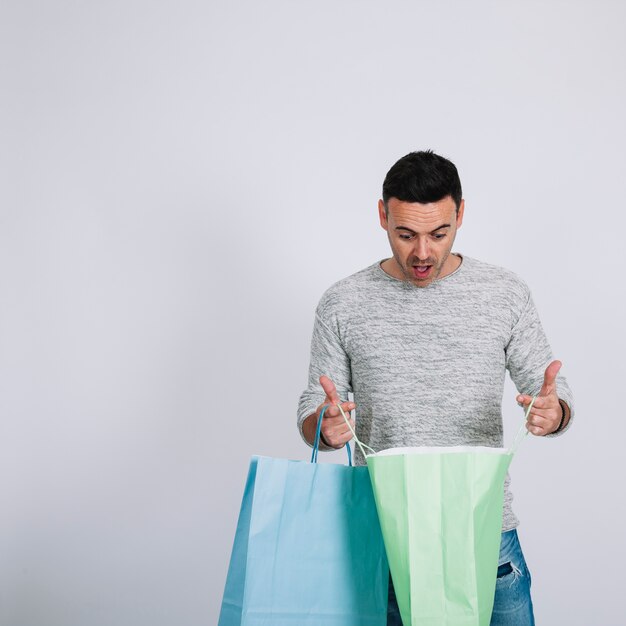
[378,195,465,288]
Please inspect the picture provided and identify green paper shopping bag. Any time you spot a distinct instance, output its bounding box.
[337,399,536,626]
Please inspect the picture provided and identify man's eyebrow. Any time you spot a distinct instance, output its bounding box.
[395,224,451,234]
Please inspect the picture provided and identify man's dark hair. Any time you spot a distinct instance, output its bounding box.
[382,150,462,214]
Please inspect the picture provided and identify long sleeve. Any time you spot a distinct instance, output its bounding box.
[505,286,575,437]
[297,300,353,449]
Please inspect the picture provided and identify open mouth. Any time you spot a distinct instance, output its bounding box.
[412,265,433,279]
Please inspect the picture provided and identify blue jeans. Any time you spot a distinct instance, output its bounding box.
[387,529,535,625]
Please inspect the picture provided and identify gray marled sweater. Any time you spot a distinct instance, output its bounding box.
[297,252,575,531]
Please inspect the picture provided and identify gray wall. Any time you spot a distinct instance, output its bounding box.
[1,1,624,624]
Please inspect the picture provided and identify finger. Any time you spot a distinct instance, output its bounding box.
[525,396,559,411]
[322,415,355,430]
[539,360,562,397]
[324,402,355,419]
[526,412,553,429]
[321,418,350,446]
[335,401,355,418]
[319,375,341,404]
[323,418,356,447]
[525,414,555,436]
[527,406,558,420]
[516,394,534,407]
[335,417,356,437]
[333,430,355,447]
[526,421,549,436]
[516,394,557,410]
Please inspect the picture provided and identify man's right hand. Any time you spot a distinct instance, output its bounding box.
[305,375,356,449]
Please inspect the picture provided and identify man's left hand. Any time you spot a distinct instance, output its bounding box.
[516,360,564,436]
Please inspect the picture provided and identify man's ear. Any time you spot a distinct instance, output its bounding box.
[378,199,388,231]
[456,199,465,229]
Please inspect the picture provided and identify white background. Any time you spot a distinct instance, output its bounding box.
[1,1,624,624]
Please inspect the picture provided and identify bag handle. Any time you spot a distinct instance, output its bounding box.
[508,395,537,456]
[311,404,353,466]
[335,396,539,458]
[335,403,377,459]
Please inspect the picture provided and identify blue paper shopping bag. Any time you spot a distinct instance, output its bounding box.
[218,406,389,625]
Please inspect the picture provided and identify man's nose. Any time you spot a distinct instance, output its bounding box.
[415,237,430,260]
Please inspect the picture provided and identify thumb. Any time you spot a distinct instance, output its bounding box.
[319,375,341,404]
[540,360,562,396]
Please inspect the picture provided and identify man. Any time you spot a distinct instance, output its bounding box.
[297,150,574,625]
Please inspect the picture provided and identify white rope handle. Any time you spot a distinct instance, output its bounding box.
[336,403,377,459]
[509,395,537,455]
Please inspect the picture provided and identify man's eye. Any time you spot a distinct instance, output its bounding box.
[399,234,413,240]
[434,234,446,240]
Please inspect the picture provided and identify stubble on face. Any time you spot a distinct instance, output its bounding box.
[389,241,451,286]
[379,196,464,289]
